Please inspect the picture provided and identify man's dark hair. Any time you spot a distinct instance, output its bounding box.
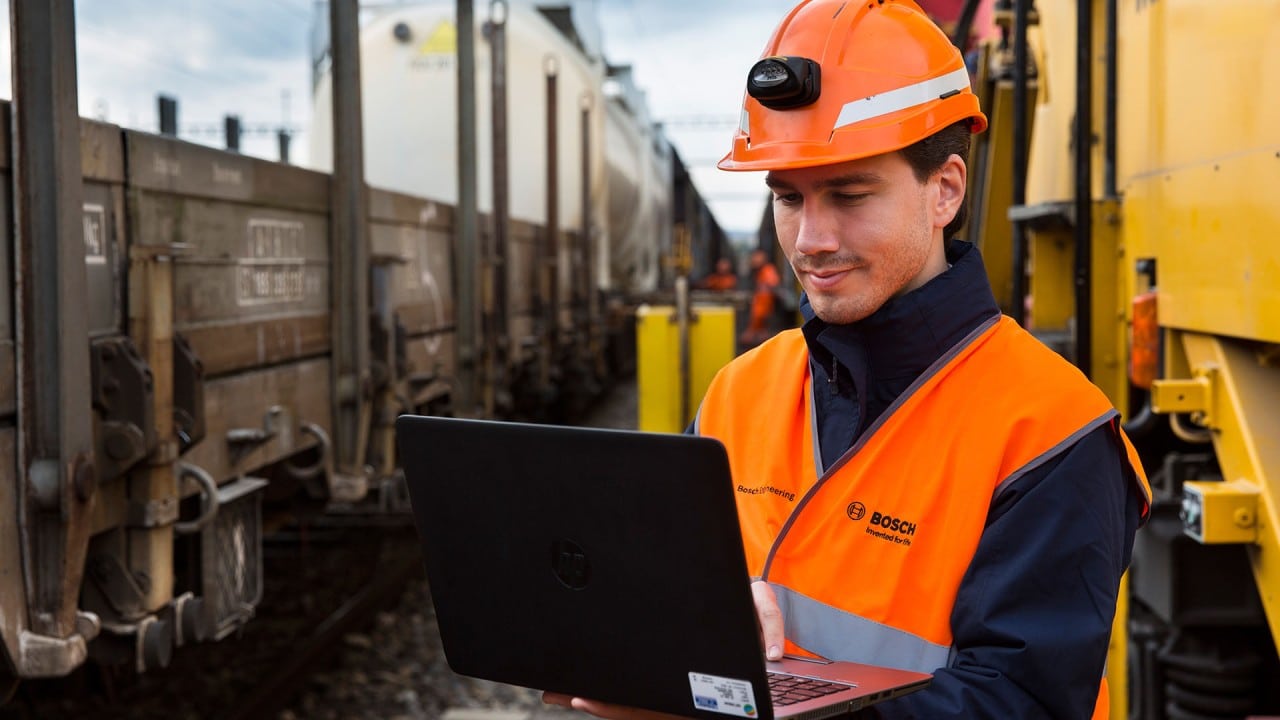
[899,120,974,241]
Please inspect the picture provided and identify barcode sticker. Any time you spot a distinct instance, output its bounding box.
[688,671,759,717]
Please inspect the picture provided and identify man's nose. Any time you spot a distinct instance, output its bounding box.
[793,206,840,256]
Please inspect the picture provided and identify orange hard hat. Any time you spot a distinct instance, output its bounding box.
[718,0,987,172]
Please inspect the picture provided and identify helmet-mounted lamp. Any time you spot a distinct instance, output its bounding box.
[747,56,821,110]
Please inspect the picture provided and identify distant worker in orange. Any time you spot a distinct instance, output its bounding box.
[741,248,784,347]
[696,257,739,291]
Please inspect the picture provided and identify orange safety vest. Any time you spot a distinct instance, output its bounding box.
[748,263,782,332]
[697,315,1151,718]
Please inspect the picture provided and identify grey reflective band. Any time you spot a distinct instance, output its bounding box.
[990,409,1120,502]
[833,66,972,130]
[740,109,751,135]
[763,314,1001,579]
[772,583,951,673]
[808,362,823,474]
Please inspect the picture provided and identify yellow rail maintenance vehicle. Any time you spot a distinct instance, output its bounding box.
[964,0,1280,717]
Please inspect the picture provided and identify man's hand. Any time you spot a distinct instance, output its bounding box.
[537,584,784,718]
[752,580,785,661]
[541,692,691,719]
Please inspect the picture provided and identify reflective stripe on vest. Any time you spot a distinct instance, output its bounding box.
[697,315,1151,675]
[773,583,951,672]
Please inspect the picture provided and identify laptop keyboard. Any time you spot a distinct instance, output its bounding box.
[767,673,854,706]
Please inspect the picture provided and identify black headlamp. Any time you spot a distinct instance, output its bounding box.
[747,56,821,110]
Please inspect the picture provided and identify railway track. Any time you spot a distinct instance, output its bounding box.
[3,383,635,720]
[2,520,423,720]
[230,521,424,720]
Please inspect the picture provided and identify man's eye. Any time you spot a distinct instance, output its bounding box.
[774,193,801,206]
[835,193,868,204]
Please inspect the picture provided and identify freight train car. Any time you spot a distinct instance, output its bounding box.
[310,0,730,417]
[0,0,725,693]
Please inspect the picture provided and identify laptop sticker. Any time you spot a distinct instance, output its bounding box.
[688,671,759,718]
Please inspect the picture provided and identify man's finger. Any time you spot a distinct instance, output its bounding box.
[542,691,574,708]
[751,580,785,661]
[569,697,690,719]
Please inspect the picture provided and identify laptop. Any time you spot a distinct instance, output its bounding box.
[396,415,931,719]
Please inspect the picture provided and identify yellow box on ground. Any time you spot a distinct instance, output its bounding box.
[636,304,737,433]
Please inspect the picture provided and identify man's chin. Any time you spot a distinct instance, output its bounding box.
[810,297,875,325]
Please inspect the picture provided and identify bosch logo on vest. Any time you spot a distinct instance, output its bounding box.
[848,501,917,547]
[870,511,917,536]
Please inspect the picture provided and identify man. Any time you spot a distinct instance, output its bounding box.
[741,249,785,347]
[547,1,1150,717]
[696,257,740,291]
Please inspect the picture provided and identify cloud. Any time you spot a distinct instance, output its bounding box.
[75,0,312,63]
[598,1,782,232]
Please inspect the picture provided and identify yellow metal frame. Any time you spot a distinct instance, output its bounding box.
[1182,479,1260,545]
[1157,331,1280,644]
[970,73,1021,314]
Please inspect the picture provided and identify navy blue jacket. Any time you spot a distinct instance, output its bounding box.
[798,242,1143,718]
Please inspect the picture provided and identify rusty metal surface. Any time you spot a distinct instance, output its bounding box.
[0,150,10,350]
[11,0,96,645]
[126,244,177,612]
[80,119,123,183]
[367,187,455,227]
[0,111,10,423]
[0,341,14,418]
[131,197,330,320]
[455,0,480,415]
[87,473,127,536]
[82,181,124,337]
[126,132,333,380]
[182,315,330,379]
[0,426,24,669]
[181,358,333,483]
[328,0,372,473]
[507,221,538,315]
[368,221,455,336]
[128,186,331,378]
[403,332,456,387]
[0,101,9,170]
[124,130,328,212]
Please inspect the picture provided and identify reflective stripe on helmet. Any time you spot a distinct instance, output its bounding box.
[719,0,987,171]
[833,66,973,131]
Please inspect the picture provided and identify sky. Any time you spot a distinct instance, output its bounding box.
[0,0,787,236]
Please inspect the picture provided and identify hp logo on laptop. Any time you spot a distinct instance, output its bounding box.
[551,539,591,590]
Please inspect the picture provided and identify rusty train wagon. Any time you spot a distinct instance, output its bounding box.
[0,0,726,693]
[0,107,459,683]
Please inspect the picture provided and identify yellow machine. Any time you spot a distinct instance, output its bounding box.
[636,299,736,433]
[967,0,1280,716]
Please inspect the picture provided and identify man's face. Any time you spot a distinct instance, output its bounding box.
[765,151,964,325]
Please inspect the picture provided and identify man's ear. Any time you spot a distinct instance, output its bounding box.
[932,154,967,231]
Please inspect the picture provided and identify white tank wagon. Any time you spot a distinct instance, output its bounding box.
[602,64,673,296]
[314,1,692,290]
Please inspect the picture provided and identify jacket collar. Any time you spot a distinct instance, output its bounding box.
[799,241,1001,398]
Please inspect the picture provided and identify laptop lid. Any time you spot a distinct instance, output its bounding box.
[396,415,929,719]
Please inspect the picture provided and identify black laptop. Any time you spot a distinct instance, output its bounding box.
[396,415,931,719]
